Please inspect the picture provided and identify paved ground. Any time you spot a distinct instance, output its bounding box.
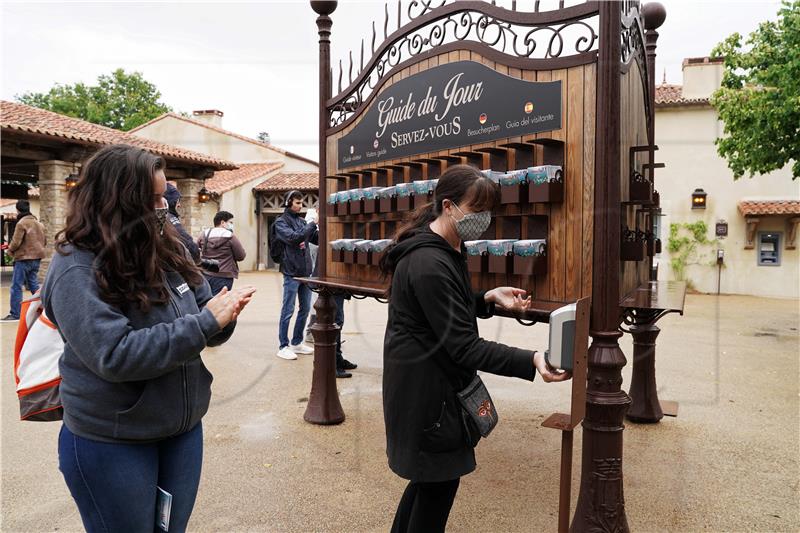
[1,269,798,532]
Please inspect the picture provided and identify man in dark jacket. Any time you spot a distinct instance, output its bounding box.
[274,191,318,360]
[197,211,246,295]
[2,200,46,321]
[163,183,200,262]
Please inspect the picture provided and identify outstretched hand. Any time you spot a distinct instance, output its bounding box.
[485,287,532,312]
[205,286,257,328]
[533,351,572,383]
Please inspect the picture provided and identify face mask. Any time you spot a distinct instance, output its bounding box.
[226,222,234,232]
[449,202,491,242]
[155,207,169,235]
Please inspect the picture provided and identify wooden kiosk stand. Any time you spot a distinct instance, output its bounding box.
[303,1,670,531]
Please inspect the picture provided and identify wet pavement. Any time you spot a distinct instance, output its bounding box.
[1,270,798,532]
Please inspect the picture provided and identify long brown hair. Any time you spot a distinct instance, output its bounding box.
[56,144,203,311]
[379,164,498,276]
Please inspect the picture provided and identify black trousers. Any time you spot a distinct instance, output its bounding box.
[390,478,460,533]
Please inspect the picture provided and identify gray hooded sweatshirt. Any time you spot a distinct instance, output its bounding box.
[42,245,235,443]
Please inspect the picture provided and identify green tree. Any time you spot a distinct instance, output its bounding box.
[16,69,172,131]
[710,1,800,180]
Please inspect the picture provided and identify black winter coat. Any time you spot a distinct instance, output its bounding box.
[275,209,319,277]
[382,228,535,483]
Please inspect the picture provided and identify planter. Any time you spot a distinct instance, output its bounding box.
[370,250,386,266]
[363,198,378,214]
[379,196,396,213]
[356,251,370,265]
[528,180,564,203]
[488,254,512,274]
[397,195,412,211]
[467,254,487,273]
[349,199,363,215]
[412,192,434,210]
[512,254,547,276]
[500,183,528,205]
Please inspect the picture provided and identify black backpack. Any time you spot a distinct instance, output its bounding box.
[268,219,285,264]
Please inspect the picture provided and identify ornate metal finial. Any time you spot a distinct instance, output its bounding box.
[338,60,343,92]
[662,68,666,84]
[642,2,667,30]
[360,38,365,71]
[371,21,377,53]
[397,0,402,31]
[310,0,337,16]
[383,3,389,38]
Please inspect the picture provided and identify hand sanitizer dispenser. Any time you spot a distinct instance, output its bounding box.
[545,302,577,371]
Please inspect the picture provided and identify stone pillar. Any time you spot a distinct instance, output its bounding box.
[176,178,207,239]
[36,160,73,277]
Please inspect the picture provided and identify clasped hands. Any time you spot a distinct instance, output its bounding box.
[484,287,571,383]
[206,286,257,328]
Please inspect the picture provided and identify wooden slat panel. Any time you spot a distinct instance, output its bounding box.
[565,65,584,302]
[548,68,568,302]
[582,62,596,299]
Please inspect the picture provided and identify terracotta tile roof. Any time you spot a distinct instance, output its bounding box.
[254,172,319,192]
[130,112,318,167]
[0,199,16,208]
[0,187,40,205]
[738,199,800,216]
[206,162,284,195]
[1,101,237,170]
[655,83,710,107]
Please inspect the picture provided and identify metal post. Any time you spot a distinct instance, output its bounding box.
[304,1,343,426]
[626,323,663,423]
[304,288,345,424]
[571,2,630,531]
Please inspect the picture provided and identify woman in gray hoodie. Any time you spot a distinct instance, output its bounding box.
[42,144,255,532]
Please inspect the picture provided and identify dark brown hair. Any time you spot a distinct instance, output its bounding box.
[56,144,203,311]
[379,164,498,275]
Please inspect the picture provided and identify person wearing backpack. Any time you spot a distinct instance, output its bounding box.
[197,211,246,295]
[41,144,256,533]
[273,190,318,360]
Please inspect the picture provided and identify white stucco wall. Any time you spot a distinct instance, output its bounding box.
[133,117,317,171]
[193,186,260,273]
[655,94,799,299]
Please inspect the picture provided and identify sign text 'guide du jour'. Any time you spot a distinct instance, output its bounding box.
[339,60,562,169]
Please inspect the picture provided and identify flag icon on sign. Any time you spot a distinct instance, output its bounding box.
[479,113,487,124]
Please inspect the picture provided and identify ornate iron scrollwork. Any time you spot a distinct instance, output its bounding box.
[329,2,599,128]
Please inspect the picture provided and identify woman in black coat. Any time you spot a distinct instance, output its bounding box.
[380,165,570,532]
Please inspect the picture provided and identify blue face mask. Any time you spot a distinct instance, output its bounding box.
[449,202,492,241]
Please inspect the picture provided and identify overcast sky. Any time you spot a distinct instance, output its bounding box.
[1,0,782,161]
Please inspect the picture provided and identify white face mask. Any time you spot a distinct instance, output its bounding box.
[226,222,234,232]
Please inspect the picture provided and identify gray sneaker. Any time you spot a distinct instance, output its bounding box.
[1,314,19,322]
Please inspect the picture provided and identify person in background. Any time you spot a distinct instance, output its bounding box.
[197,211,246,295]
[305,242,357,378]
[2,200,46,322]
[274,190,317,360]
[380,165,570,532]
[42,144,255,532]
[163,183,200,262]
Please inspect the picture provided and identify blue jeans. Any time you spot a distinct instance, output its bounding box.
[58,423,203,533]
[204,275,233,296]
[278,274,311,349]
[9,259,40,318]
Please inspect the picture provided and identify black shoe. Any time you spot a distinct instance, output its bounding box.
[336,368,352,378]
[339,358,357,370]
[1,314,19,322]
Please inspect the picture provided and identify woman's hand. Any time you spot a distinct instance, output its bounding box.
[485,287,531,312]
[533,351,572,383]
[205,286,256,327]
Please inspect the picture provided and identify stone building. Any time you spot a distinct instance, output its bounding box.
[131,110,320,270]
[654,57,799,299]
[0,100,236,274]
